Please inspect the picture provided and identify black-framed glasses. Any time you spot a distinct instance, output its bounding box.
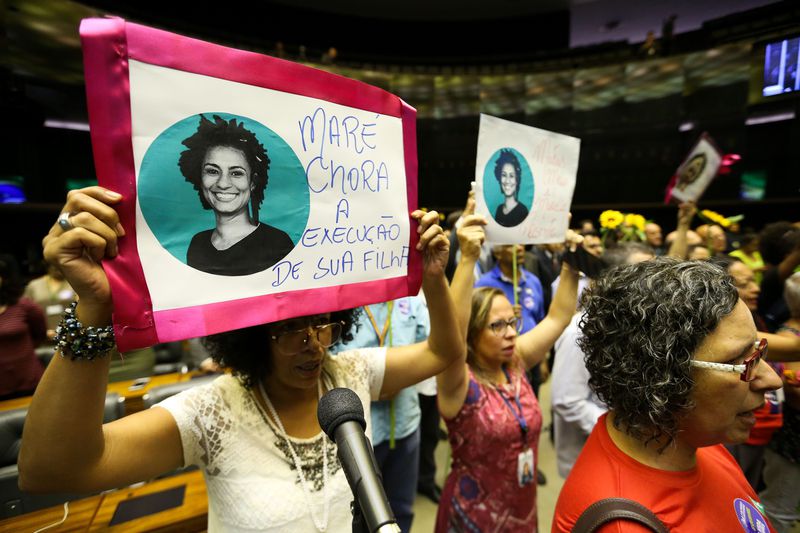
[487,317,522,336]
[690,338,768,382]
[270,322,344,355]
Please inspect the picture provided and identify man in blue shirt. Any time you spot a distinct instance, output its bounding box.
[333,296,430,533]
[475,244,545,331]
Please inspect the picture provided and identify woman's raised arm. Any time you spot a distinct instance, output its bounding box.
[380,210,466,399]
[19,187,183,493]
[760,331,800,362]
[667,201,696,260]
[515,233,582,370]
[436,211,486,419]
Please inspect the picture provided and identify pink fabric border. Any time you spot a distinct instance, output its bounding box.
[80,18,159,350]
[402,101,423,293]
[153,276,411,344]
[81,18,419,351]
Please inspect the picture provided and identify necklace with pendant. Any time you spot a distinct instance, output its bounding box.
[256,376,331,532]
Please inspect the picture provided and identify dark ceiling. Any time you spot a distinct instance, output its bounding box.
[264,0,573,21]
[2,0,793,130]
[2,0,785,87]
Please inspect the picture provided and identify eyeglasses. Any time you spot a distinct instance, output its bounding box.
[270,322,344,355]
[487,317,522,336]
[690,338,768,382]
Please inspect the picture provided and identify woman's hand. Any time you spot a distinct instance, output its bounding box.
[677,201,696,228]
[42,187,124,316]
[564,229,583,252]
[457,214,487,261]
[456,195,486,262]
[412,209,448,278]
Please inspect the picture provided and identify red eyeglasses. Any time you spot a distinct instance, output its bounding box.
[690,338,768,382]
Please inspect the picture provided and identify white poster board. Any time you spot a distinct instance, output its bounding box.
[474,114,580,244]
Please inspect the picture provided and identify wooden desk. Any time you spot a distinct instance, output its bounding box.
[108,372,195,415]
[0,371,201,414]
[0,395,31,412]
[90,471,208,532]
[0,472,208,533]
[0,494,102,533]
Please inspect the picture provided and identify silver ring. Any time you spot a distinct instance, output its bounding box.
[57,212,74,232]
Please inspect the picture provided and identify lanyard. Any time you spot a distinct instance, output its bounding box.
[364,302,397,448]
[494,367,528,443]
[363,302,394,348]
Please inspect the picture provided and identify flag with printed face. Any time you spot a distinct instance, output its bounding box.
[666,133,722,203]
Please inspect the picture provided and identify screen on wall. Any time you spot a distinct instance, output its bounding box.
[763,36,800,97]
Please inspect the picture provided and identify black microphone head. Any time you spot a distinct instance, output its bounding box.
[318,387,366,439]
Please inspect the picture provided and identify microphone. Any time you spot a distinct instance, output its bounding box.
[318,387,400,533]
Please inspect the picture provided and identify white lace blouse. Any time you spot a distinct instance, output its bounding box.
[156,348,386,532]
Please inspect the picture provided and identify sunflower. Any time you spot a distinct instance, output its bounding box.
[624,213,646,232]
[700,209,731,228]
[599,210,625,229]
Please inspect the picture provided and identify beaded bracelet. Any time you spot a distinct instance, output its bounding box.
[53,302,116,360]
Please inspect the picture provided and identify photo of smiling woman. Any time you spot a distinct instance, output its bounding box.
[493,149,529,228]
[179,114,294,276]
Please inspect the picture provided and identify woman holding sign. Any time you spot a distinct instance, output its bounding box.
[435,204,580,532]
[180,114,295,276]
[493,149,529,228]
[19,186,464,533]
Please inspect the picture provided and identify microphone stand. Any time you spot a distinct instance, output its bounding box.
[351,499,368,533]
[351,499,401,533]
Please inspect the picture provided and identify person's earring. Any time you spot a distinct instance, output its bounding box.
[249,178,257,223]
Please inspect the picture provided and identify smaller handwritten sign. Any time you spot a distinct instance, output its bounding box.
[666,132,722,204]
[474,114,580,244]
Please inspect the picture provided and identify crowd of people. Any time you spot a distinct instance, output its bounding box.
[2,186,799,532]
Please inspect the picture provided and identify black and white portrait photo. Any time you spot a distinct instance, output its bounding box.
[179,114,295,276]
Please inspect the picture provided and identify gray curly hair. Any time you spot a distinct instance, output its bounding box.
[578,257,739,449]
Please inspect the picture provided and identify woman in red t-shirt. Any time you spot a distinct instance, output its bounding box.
[554,258,783,532]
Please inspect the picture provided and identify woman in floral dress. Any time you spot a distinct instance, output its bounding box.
[435,210,580,532]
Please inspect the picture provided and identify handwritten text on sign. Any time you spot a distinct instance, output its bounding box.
[270,106,408,287]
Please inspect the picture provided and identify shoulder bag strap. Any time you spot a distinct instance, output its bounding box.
[572,497,669,533]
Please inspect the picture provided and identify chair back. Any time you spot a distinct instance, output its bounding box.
[143,375,218,409]
[0,392,127,518]
[0,409,26,469]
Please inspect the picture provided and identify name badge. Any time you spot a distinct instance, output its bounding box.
[517,448,535,487]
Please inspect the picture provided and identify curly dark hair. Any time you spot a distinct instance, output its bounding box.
[578,258,738,449]
[759,222,799,265]
[202,309,360,388]
[178,114,271,222]
[494,149,522,199]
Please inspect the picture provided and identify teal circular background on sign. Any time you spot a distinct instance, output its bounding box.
[482,147,534,226]
[138,113,309,266]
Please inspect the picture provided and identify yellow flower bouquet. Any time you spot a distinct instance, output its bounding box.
[599,210,624,230]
